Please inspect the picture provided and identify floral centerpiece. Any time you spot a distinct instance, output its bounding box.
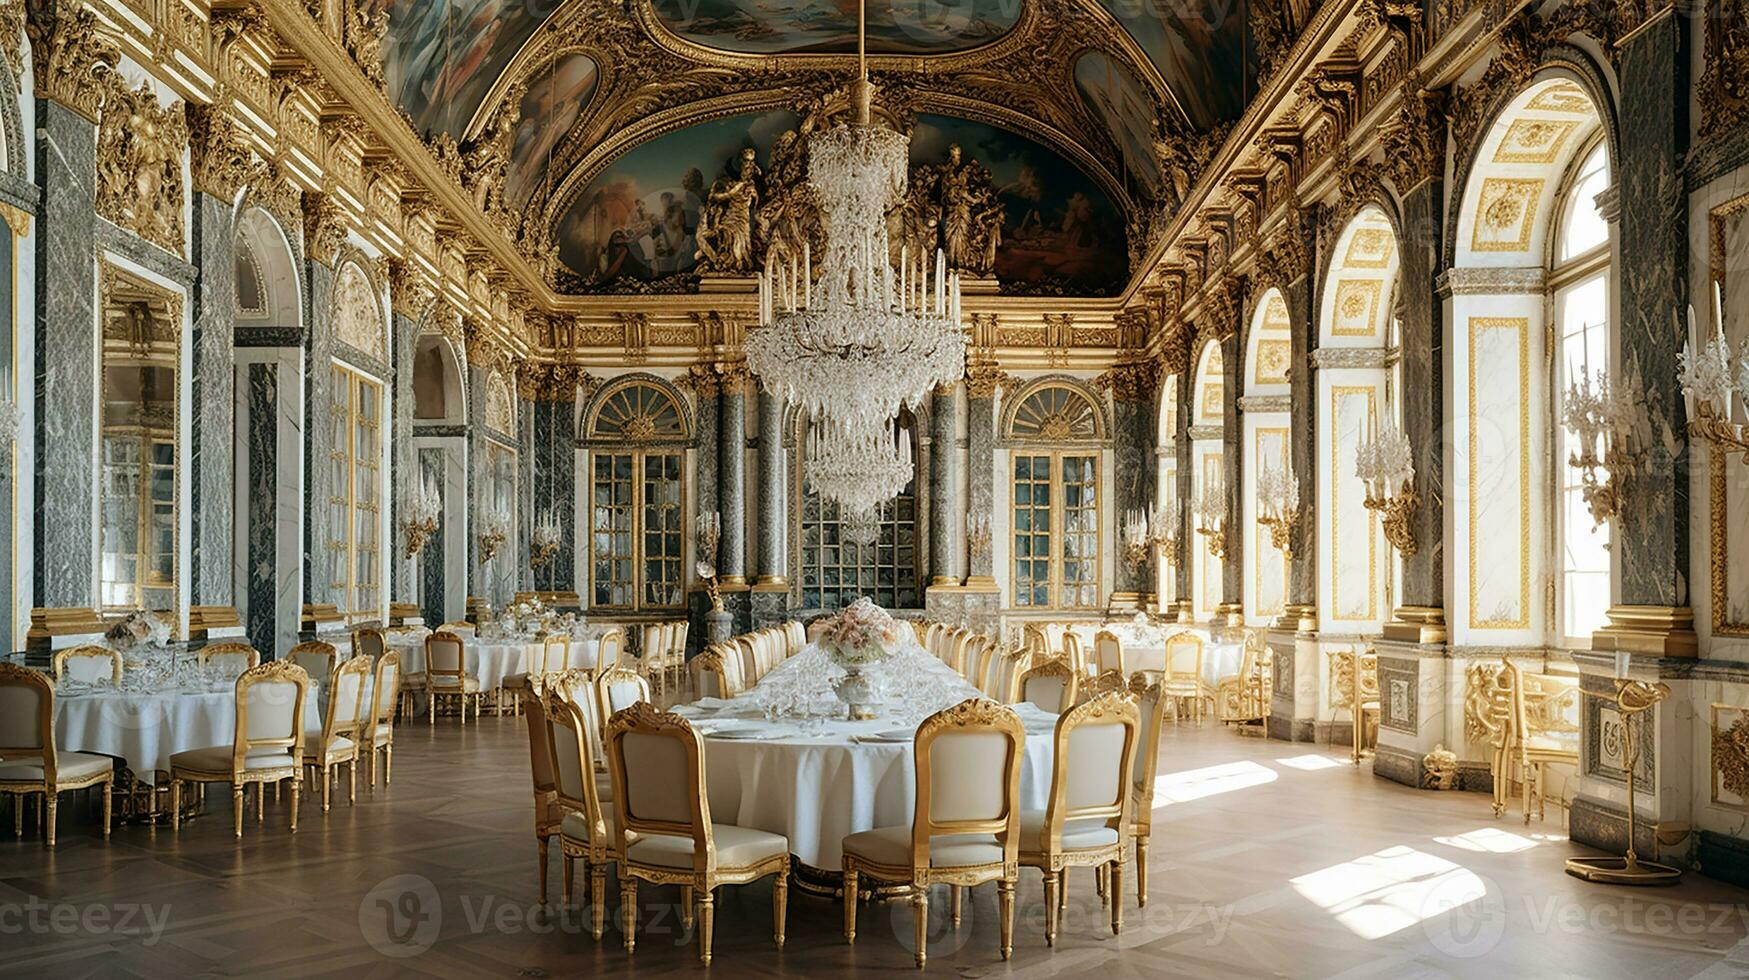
[105,611,170,652]
[810,597,901,718]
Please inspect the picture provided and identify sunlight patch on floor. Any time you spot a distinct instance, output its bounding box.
[1154,760,1277,805]
[1275,754,1347,771]
[1432,827,1541,853]
[1289,845,1488,940]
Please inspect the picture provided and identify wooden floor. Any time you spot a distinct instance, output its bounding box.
[6,715,1749,979]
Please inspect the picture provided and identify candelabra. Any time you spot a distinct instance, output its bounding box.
[1563,359,1643,528]
[399,477,442,558]
[477,506,510,564]
[1256,460,1302,559]
[1121,508,1153,568]
[1680,286,1749,460]
[696,509,724,612]
[1154,498,1181,569]
[965,512,993,564]
[1194,474,1229,560]
[529,509,561,568]
[1356,418,1419,558]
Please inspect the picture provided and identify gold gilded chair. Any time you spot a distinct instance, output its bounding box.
[363,651,402,789]
[1017,658,1078,713]
[842,699,1025,969]
[1023,624,1051,662]
[1504,660,1579,824]
[53,645,123,685]
[690,644,745,699]
[1081,669,1130,703]
[288,640,340,689]
[548,689,621,940]
[1161,631,1210,723]
[0,663,114,846]
[425,630,484,724]
[1217,631,1272,731]
[733,635,761,686]
[353,627,387,662]
[990,646,1029,702]
[1327,646,1379,765]
[303,654,370,812]
[596,665,651,725]
[595,628,626,671]
[1094,629,1126,676]
[199,641,260,678]
[170,661,309,838]
[638,623,665,692]
[1127,674,1169,907]
[1019,692,1140,945]
[1476,663,1514,817]
[1062,631,1089,678]
[513,676,565,906]
[605,701,791,962]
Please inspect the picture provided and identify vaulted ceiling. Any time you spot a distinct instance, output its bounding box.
[368,0,1257,296]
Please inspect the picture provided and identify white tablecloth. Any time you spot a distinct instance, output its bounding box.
[53,690,234,784]
[1120,640,1243,687]
[388,637,597,689]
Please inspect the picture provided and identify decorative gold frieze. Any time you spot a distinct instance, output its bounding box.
[25,0,117,123]
[344,3,389,92]
[301,191,345,266]
[517,360,597,402]
[1094,358,1161,404]
[96,80,188,254]
[1379,78,1446,193]
[186,102,255,201]
[964,355,1017,398]
[0,0,23,85]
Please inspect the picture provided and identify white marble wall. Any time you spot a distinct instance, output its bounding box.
[1191,440,1223,620]
[233,347,304,657]
[1316,370,1387,635]
[1243,415,1289,623]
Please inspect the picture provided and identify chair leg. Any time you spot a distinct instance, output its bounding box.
[950,884,962,927]
[998,877,1015,959]
[101,780,112,839]
[697,887,715,965]
[843,867,859,943]
[1043,871,1060,946]
[289,778,300,832]
[912,885,929,969]
[348,759,357,806]
[170,780,182,830]
[773,865,788,950]
[321,765,332,813]
[1136,835,1150,908]
[590,863,607,940]
[1109,860,1124,934]
[232,785,245,839]
[44,793,57,847]
[1096,863,1107,903]
[257,782,265,824]
[384,744,393,785]
[545,841,557,906]
[1059,870,1068,909]
[680,885,695,930]
[621,878,638,953]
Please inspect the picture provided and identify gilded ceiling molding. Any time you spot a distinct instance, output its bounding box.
[96,79,188,255]
[516,360,597,402]
[343,3,389,94]
[301,190,345,267]
[25,0,117,123]
[1699,0,1749,140]
[1093,357,1161,404]
[1378,74,1446,193]
[186,102,255,201]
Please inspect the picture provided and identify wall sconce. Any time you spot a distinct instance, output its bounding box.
[1194,473,1229,560]
[1563,357,1642,528]
[696,509,724,612]
[1257,460,1302,559]
[966,512,993,562]
[1154,497,1181,569]
[400,476,441,558]
[1355,418,1419,558]
[1121,508,1153,568]
[1681,286,1749,459]
[529,509,562,568]
[477,505,510,564]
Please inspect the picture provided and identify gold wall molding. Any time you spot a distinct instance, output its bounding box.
[301,190,345,267]
[24,1,117,123]
[96,79,187,254]
[185,102,254,201]
[1465,315,1530,632]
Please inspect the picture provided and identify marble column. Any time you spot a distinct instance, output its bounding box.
[755,386,787,584]
[718,382,747,583]
[388,308,420,605]
[303,259,337,606]
[530,396,578,593]
[465,363,486,601]
[929,384,960,587]
[1389,177,1447,640]
[1596,6,1694,654]
[32,99,98,610]
[1174,375,1195,618]
[1219,331,1244,621]
[418,445,447,624]
[964,385,999,585]
[189,192,236,608]
[1284,271,1318,622]
[1111,391,1157,601]
[693,381,720,518]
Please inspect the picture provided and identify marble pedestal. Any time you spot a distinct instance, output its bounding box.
[1567,652,1693,866]
[1265,628,1319,742]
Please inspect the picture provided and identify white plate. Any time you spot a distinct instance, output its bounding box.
[705,727,773,740]
[860,729,914,743]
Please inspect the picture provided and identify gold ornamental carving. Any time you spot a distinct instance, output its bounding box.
[1700,0,1749,140]
[96,80,188,254]
[301,191,345,266]
[964,356,1017,398]
[384,257,435,324]
[517,360,596,402]
[25,0,118,123]
[1713,711,1749,803]
[1379,78,1446,193]
[186,102,254,201]
[1094,359,1161,404]
[1462,661,1508,744]
[0,0,23,84]
[343,3,389,92]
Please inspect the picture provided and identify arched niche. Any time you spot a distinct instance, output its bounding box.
[1242,289,1292,624]
[413,333,466,425]
[234,206,301,329]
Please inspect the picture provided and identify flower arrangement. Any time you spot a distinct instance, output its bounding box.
[105,611,170,651]
[809,597,902,667]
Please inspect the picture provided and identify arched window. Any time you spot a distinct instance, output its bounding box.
[327,362,384,621]
[1190,341,1226,622]
[1005,382,1104,610]
[799,410,921,610]
[585,379,689,610]
[1553,140,1612,644]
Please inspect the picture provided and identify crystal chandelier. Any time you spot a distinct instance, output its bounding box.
[806,416,913,523]
[745,0,965,453]
[1354,417,1420,557]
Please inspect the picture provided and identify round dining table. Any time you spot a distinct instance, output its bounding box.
[53,687,235,785]
[388,635,599,690]
[1117,637,1244,687]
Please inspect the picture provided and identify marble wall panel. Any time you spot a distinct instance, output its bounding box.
[1319,377,1383,631]
[304,260,337,605]
[1245,419,1289,621]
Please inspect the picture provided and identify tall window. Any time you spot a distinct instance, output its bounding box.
[100,363,176,612]
[1553,142,1612,645]
[587,380,687,610]
[328,363,383,620]
[1007,384,1103,609]
[801,413,920,609]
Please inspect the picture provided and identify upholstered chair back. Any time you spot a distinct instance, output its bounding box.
[371,652,402,728]
[606,702,711,857]
[545,690,607,837]
[1094,630,1124,676]
[597,667,651,722]
[289,641,340,687]
[515,676,556,796]
[914,700,1024,861]
[596,629,625,669]
[0,663,51,755]
[55,645,122,685]
[1062,631,1087,676]
[734,635,760,684]
[1127,675,1168,832]
[354,628,387,661]
[236,661,309,762]
[674,620,692,659]
[640,623,663,664]
[426,632,467,680]
[1165,632,1205,682]
[317,655,370,748]
[542,634,572,675]
[691,646,739,699]
[1019,658,1077,713]
[1045,693,1139,843]
[200,642,260,678]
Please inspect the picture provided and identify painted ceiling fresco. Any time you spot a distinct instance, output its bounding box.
[374,0,560,137]
[647,0,1021,54]
[1073,51,1161,197]
[554,111,1126,294]
[1092,0,1251,130]
[507,52,599,209]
